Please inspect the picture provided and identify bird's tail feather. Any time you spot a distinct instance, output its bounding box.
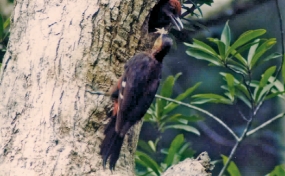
[100,117,124,170]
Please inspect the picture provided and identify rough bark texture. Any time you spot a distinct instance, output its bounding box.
[162,152,214,176]
[0,0,157,175]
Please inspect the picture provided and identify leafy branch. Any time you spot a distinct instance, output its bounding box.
[155,94,238,141]
[183,20,285,176]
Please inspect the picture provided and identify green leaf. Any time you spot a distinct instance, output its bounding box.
[144,105,156,122]
[164,134,184,167]
[247,39,260,65]
[144,113,153,122]
[250,80,259,88]
[180,147,195,159]
[229,40,260,66]
[220,72,251,99]
[254,66,276,103]
[221,84,250,107]
[3,17,10,29]
[208,38,226,60]
[137,171,156,176]
[236,83,250,99]
[221,21,231,49]
[193,93,226,99]
[163,82,201,115]
[267,164,285,176]
[256,82,275,102]
[226,62,248,75]
[164,114,204,123]
[164,124,200,135]
[176,118,188,125]
[227,64,247,76]
[221,155,241,176]
[161,113,183,123]
[164,114,189,125]
[160,148,168,155]
[138,140,155,154]
[192,93,233,105]
[173,72,182,80]
[160,75,175,98]
[157,73,182,119]
[226,29,266,57]
[148,140,156,152]
[186,48,222,66]
[160,163,168,172]
[269,76,284,91]
[178,143,190,155]
[136,151,161,175]
[186,39,218,56]
[254,52,282,68]
[230,49,247,66]
[265,91,285,100]
[225,73,235,100]
[250,38,277,69]
[259,66,276,88]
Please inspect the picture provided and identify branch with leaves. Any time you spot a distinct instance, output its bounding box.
[181,21,285,175]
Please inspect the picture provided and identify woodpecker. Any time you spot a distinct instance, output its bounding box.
[100,28,173,170]
[148,0,183,33]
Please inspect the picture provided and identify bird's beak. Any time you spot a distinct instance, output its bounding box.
[169,15,183,31]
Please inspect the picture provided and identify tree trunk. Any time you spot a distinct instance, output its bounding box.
[0,0,156,175]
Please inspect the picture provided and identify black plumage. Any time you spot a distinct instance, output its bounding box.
[100,30,173,170]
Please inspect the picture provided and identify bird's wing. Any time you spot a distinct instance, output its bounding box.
[115,53,161,136]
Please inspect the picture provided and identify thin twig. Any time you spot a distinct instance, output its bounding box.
[218,118,253,176]
[235,106,249,121]
[218,112,285,175]
[155,94,239,141]
[246,113,285,136]
[253,101,263,116]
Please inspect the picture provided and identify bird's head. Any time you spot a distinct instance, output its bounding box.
[162,0,183,31]
[148,0,184,32]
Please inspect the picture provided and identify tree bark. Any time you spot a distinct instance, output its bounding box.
[0,0,156,175]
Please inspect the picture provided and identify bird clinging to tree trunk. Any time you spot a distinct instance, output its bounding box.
[148,0,183,33]
[100,28,173,170]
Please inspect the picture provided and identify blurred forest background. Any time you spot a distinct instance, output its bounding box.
[1,0,285,175]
